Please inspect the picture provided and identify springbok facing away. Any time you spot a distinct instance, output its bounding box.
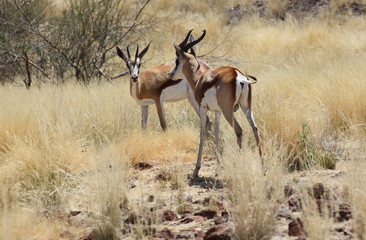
[168,30,263,178]
[116,32,212,131]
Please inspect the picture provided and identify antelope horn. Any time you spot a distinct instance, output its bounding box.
[178,29,193,49]
[127,45,131,58]
[135,44,139,60]
[182,30,206,52]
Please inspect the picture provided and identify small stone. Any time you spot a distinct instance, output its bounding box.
[204,226,233,240]
[134,162,153,170]
[221,211,229,219]
[124,213,137,224]
[184,192,193,202]
[159,228,175,239]
[162,209,177,222]
[288,218,305,237]
[69,210,82,217]
[214,216,225,225]
[336,203,352,222]
[156,172,172,181]
[312,183,325,200]
[194,209,217,219]
[180,215,205,224]
[277,206,293,219]
[147,195,155,202]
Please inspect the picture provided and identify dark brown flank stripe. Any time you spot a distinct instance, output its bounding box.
[158,79,183,92]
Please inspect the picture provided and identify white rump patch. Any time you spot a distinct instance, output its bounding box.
[235,70,256,84]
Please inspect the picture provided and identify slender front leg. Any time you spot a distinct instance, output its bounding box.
[141,105,149,130]
[155,96,167,131]
[193,106,207,178]
[187,87,212,132]
[214,111,221,164]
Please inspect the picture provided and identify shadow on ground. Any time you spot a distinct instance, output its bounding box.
[188,175,224,189]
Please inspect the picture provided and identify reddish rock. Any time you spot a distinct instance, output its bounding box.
[336,203,352,222]
[214,216,226,225]
[156,172,172,181]
[180,215,205,224]
[315,199,333,215]
[162,210,177,222]
[159,228,175,239]
[288,218,305,237]
[284,185,295,198]
[204,226,233,240]
[194,209,217,219]
[134,162,153,170]
[312,183,325,199]
[124,213,137,224]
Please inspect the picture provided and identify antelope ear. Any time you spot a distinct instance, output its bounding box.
[173,42,185,59]
[138,42,151,60]
[189,48,197,57]
[116,46,127,62]
[188,34,197,57]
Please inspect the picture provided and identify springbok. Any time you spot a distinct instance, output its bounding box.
[116,32,212,131]
[168,30,262,178]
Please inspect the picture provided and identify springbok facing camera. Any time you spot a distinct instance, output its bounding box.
[116,32,212,131]
[168,30,263,178]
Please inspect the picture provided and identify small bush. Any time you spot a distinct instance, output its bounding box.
[289,123,338,171]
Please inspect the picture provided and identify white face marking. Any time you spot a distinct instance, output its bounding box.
[168,58,184,80]
[129,58,141,82]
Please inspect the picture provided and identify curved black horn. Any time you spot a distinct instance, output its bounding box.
[183,30,206,52]
[126,45,131,58]
[178,29,193,49]
[135,44,139,60]
[138,42,151,60]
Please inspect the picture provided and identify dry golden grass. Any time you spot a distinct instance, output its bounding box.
[1,1,366,238]
[222,132,285,239]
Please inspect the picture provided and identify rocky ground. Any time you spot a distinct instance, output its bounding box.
[228,0,365,23]
[52,155,357,240]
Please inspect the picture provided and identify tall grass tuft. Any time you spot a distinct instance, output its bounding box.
[222,132,285,239]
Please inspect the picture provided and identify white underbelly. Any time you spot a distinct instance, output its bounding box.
[161,79,189,102]
[201,87,221,111]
